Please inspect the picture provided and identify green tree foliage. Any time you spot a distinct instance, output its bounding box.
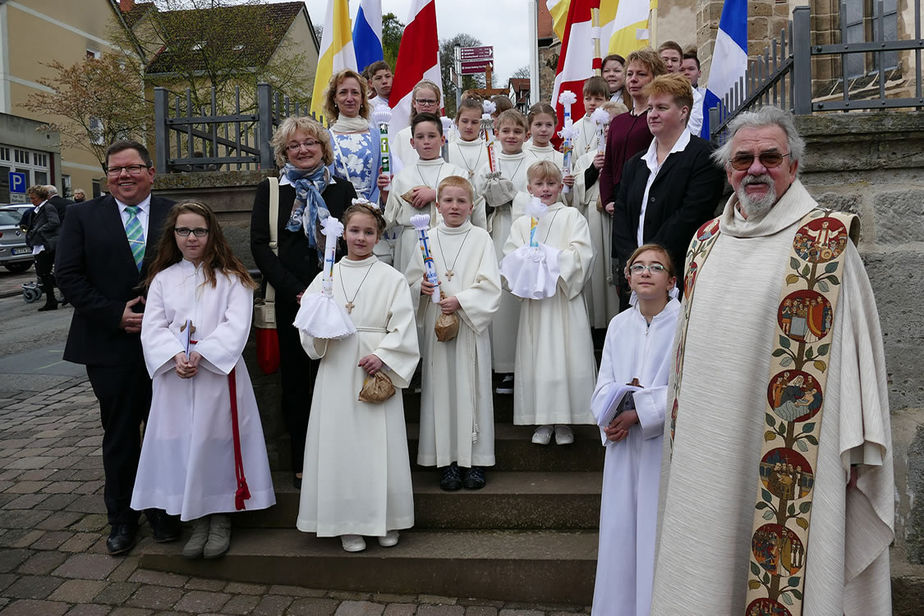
[116,0,311,111]
[382,12,404,68]
[24,54,151,170]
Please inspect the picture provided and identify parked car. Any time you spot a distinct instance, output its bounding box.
[0,206,34,273]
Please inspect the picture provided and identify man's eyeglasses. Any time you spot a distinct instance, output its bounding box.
[629,263,667,275]
[174,227,209,238]
[286,140,320,152]
[729,151,791,171]
[105,164,150,176]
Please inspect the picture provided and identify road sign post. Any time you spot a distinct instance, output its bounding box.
[8,172,27,204]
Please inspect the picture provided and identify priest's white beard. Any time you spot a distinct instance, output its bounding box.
[736,173,778,220]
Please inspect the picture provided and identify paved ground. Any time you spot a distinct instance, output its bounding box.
[0,289,591,615]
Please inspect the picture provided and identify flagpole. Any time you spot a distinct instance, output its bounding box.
[529,0,539,105]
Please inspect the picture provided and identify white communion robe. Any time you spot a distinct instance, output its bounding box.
[447,137,487,182]
[503,203,597,425]
[524,142,564,168]
[406,221,502,468]
[132,260,275,521]
[590,299,681,616]
[572,148,619,328]
[475,151,531,373]
[384,158,480,275]
[296,256,420,537]
[651,180,894,615]
[570,116,601,162]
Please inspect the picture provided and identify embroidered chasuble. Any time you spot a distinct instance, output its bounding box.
[651,180,894,616]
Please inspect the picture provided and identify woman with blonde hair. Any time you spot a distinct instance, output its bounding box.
[250,116,356,488]
[324,69,387,204]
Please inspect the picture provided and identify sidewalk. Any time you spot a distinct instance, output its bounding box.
[0,376,591,615]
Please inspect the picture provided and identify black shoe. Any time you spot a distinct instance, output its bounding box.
[106,524,137,556]
[439,463,462,491]
[37,303,58,312]
[462,466,486,490]
[495,374,514,394]
[149,511,181,543]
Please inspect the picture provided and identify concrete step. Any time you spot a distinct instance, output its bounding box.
[407,423,606,472]
[237,471,603,530]
[140,527,598,605]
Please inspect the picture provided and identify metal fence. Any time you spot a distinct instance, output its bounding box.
[710,2,923,141]
[153,83,314,173]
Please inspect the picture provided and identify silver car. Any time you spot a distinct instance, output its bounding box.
[0,206,34,273]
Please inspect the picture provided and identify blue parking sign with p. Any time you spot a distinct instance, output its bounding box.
[9,171,26,195]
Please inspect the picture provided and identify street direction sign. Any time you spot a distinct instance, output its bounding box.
[460,46,493,61]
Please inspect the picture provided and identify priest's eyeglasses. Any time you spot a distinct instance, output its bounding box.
[729,151,791,170]
[174,227,209,238]
[629,263,667,275]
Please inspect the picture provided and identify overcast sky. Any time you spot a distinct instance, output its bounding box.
[299,0,533,85]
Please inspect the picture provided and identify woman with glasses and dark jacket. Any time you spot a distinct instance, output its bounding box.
[611,74,725,308]
[250,116,357,488]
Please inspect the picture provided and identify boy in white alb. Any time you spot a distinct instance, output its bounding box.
[502,161,596,446]
[406,176,501,491]
[474,109,531,393]
[384,113,477,274]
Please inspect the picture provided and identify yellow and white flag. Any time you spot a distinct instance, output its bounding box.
[601,0,656,58]
[548,1,656,61]
[310,0,357,124]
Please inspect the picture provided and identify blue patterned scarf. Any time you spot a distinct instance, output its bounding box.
[283,163,330,253]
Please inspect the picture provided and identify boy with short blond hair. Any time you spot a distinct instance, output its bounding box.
[407,175,502,491]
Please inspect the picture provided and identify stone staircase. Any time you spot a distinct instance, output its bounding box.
[139,384,604,605]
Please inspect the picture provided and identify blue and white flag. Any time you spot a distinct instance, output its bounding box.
[353,0,384,73]
[701,0,747,139]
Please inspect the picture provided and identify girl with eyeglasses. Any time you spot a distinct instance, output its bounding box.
[590,242,680,616]
[132,201,275,560]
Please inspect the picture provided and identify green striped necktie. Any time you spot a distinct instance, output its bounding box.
[125,205,145,271]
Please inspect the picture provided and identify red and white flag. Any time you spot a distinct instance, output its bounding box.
[550,0,598,140]
[388,0,441,140]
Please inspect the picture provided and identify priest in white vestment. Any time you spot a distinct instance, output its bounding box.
[652,106,893,616]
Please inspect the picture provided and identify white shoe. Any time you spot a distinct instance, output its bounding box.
[554,424,574,445]
[531,425,553,445]
[378,530,400,547]
[340,534,366,552]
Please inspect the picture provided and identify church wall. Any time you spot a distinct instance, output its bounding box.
[794,111,924,597]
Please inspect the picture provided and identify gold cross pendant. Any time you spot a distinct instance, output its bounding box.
[445,270,454,281]
[345,301,354,313]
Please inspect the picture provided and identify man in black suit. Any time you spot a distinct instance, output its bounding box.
[55,140,180,556]
[45,185,73,222]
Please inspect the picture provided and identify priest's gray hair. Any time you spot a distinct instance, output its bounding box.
[712,106,805,169]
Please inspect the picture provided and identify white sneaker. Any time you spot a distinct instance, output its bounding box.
[340,534,366,552]
[378,530,400,547]
[554,424,574,445]
[495,374,514,394]
[531,425,553,445]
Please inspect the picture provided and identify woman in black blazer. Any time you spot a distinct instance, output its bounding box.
[25,184,61,311]
[250,116,357,487]
[611,74,725,309]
